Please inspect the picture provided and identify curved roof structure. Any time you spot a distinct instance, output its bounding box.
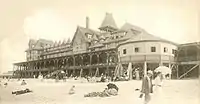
[119,32,178,46]
[120,22,145,33]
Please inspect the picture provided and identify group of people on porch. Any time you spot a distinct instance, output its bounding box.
[25,64,170,84]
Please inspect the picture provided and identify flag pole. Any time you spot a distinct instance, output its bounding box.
[144,61,147,76]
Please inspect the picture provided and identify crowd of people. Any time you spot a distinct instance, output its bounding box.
[0,67,167,104]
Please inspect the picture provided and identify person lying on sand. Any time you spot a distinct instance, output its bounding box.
[4,82,8,88]
[12,88,32,95]
[84,83,119,97]
[106,88,118,96]
[68,85,75,95]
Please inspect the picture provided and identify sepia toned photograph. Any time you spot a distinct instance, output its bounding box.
[0,0,199,104]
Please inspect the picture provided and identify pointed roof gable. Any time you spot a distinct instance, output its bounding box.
[27,39,53,50]
[120,22,145,33]
[67,38,71,43]
[54,41,58,46]
[99,13,118,30]
[62,39,67,44]
[71,26,101,45]
[58,40,62,46]
[71,26,91,45]
[92,34,99,41]
[28,39,37,46]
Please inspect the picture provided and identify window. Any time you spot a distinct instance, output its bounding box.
[123,49,127,54]
[151,47,156,52]
[172,49,176,54]
[164,47,168,52]
[123,32,127,36]
[87,34,92,39]
[135,47,139,52]
[100,39,104,42]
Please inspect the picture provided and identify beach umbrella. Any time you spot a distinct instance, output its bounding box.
[114,64,119,78]
[127,62,133,80]
[154,66,172,75]
[107,83,119,91]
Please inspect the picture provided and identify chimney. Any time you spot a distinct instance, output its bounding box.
[86,16,89,29]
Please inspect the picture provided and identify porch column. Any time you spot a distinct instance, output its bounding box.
[73,56,75,66]
[81,56,83,66]
[106,52,110,76]
[34,63,36,70]
[80,68,83,77]
[27,63,29,70]
[89,54,92,76]
[64,58,67,67]
[97,54,99,64]
[19,65,21,78]
[62,59,65,68]
[144,61,147,76]
[53,60,56,69]
[159,55,163,66]
[95,67,99,77]
[168,62,172,79]
[44,61,46,68]
[176,64,179,79]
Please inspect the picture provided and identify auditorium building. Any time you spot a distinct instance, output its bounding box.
[13,13,179,78]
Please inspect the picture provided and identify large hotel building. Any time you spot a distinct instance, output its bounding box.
[13,13,199,79]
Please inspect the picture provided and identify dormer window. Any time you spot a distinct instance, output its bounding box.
[123,32,127,36]
[100,39,104,42]
[86,33,92,39]
[111,36,114,39]
[94,40,97,43]
[88,42,91,46]
[116,36,119,39]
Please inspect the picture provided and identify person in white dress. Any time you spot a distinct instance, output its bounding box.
[149,72,164,104]
[68,85,75,95]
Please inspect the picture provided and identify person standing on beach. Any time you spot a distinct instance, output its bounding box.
[140,71,153,104]
[148,72,164,104]
[135,68,140,80]
[68,85,75,95]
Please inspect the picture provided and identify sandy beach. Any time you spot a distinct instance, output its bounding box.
[0,79,199,104]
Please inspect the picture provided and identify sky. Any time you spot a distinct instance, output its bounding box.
[0,0,199,73]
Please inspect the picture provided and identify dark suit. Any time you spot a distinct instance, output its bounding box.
[141,76,152,94]
[141,76,153,103]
